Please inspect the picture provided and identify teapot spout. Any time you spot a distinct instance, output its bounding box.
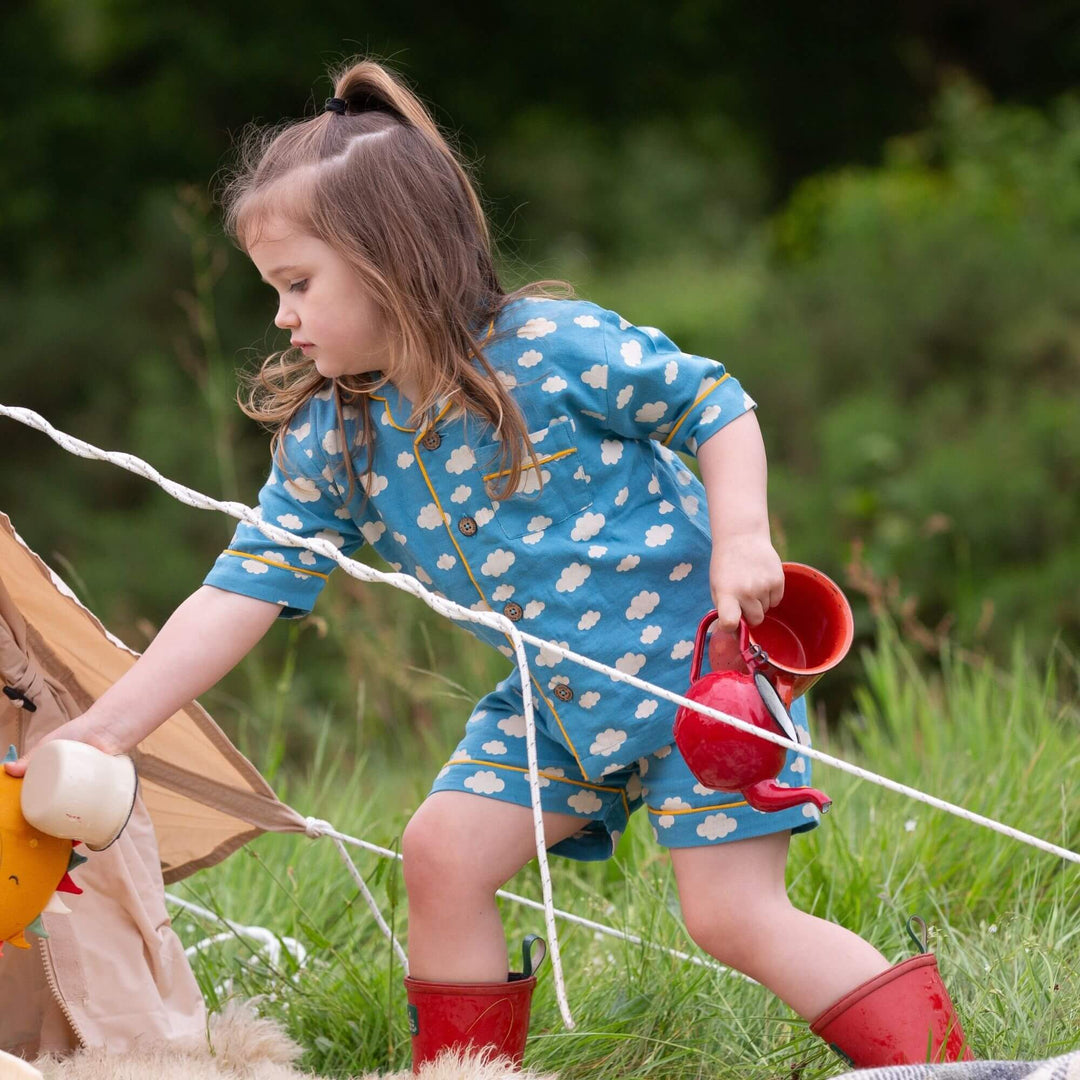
[742,780,832,815]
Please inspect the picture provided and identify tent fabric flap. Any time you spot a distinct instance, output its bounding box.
[0,510,307,883]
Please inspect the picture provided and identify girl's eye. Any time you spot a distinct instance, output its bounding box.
[288,280,308,293]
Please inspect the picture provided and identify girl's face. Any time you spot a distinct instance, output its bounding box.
[247,215,393,384]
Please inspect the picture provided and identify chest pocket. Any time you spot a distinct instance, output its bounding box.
[486,420,593,540]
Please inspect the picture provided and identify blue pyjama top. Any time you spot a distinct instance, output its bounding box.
[204,297,757,781]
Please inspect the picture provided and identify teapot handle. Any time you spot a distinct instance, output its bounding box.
[689,610,720,682]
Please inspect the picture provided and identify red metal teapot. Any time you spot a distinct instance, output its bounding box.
[673,563,853,815]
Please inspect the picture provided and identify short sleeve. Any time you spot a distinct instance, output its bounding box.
[598,308,756,454]
[203,408,365,619]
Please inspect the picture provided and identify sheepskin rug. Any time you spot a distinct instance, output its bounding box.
[22,1002,560,1080]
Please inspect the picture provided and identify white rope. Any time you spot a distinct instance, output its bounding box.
[164,892,308,970]
[5,404,1075,867]
[302,818,746,981]
[4,404,1077,1019]
[300,820,408,976]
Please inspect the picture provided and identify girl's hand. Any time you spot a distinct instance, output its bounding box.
[709,532,784,633]
[3,713,124,779]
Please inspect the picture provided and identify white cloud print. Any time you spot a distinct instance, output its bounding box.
[445,446,476,474]
[589,728,628,757]
[615,652,647,676]
[664,359,679,384]
[670,640,694,661]
[635,699,659,719]
[616,554,640,572]
[620,340,643,366]
[283,476,321,503]
[669,562,692,581]
[241,558,270,575]
[697,812,738,840]
[276,513,303,530]
[542,375,568,393]
[556,563,591,592]
[700,404,722,425]
[601,439,623,465]
[321,428,342,455]
[567,790,603,815]
[578,610,601,630]
[518,317,557,340]
[361,521,387,544]
[579,690,600,709]
[498,714,526,738]
[645,523,674,547]
[581,364,608,388]
[481,549,515,577]
[574,314,600,328]
[417,503,448,530]
[626,591,660,619]
[360,472,388,497]
[518,349,543,368]
[571,511,605,541]
[535,642,567,667]
[635,401,668,424]
[464,770,505,795]
[640,625,662,644]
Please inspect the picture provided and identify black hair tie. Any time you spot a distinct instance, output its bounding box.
[324,97,347,115]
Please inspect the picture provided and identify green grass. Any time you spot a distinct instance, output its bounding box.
[170,621,1080,1078]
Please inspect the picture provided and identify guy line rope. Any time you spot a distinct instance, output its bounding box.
[3,405,1077,1028]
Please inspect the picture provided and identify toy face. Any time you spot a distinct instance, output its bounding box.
[0,772,74,951]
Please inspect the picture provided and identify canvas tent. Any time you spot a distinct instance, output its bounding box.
[0,510,306,1055]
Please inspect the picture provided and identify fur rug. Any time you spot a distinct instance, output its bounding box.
[21,1002,560,1080]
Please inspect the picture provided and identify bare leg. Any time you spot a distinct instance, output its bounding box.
[671,831,891,1018]
[402,791,583,982]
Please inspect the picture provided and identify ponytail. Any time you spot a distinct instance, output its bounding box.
[223,57,570,500]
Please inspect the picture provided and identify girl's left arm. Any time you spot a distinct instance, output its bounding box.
[696,410,785,633]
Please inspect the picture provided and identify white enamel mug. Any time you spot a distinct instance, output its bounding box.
[20,740,138,852]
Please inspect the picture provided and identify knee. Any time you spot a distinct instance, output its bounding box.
[681,898,785,970]
[401,806,493,906]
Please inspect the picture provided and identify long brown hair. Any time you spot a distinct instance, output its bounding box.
[218,58,570,498]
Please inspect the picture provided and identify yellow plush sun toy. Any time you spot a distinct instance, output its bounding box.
[0,746,85,956]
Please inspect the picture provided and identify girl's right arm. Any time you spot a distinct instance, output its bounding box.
[3,584,282,776]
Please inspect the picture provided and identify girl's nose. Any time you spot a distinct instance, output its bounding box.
[274,303,299,330]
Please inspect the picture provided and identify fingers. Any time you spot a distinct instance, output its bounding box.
[4,757,28,778]
[713,594,745,634]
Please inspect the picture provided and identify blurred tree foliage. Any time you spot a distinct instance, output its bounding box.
[1,3,1077,727]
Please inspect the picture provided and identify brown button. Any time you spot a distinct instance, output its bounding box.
[503,601,523,622]
[421,429,442,450]
[553,683,574,702]
[458,515,478,537]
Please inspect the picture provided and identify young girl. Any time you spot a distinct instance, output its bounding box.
[6,59,972,1071]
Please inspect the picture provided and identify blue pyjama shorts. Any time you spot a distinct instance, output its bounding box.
[428,672,822,861]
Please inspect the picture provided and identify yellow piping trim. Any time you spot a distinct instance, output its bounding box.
[528,679,589,780]
[369,394,416,433]
[412,406,589,780]
[442,758,631,820]
[412,402,487,607]
[662,372,731,447]
[646,798,748,816]
[481,446,577,482]
[221,549,330,580]
[369,320,496,433]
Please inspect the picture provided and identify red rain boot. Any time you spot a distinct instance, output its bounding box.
[811,953,974,1067]
[404,936,545,1073]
